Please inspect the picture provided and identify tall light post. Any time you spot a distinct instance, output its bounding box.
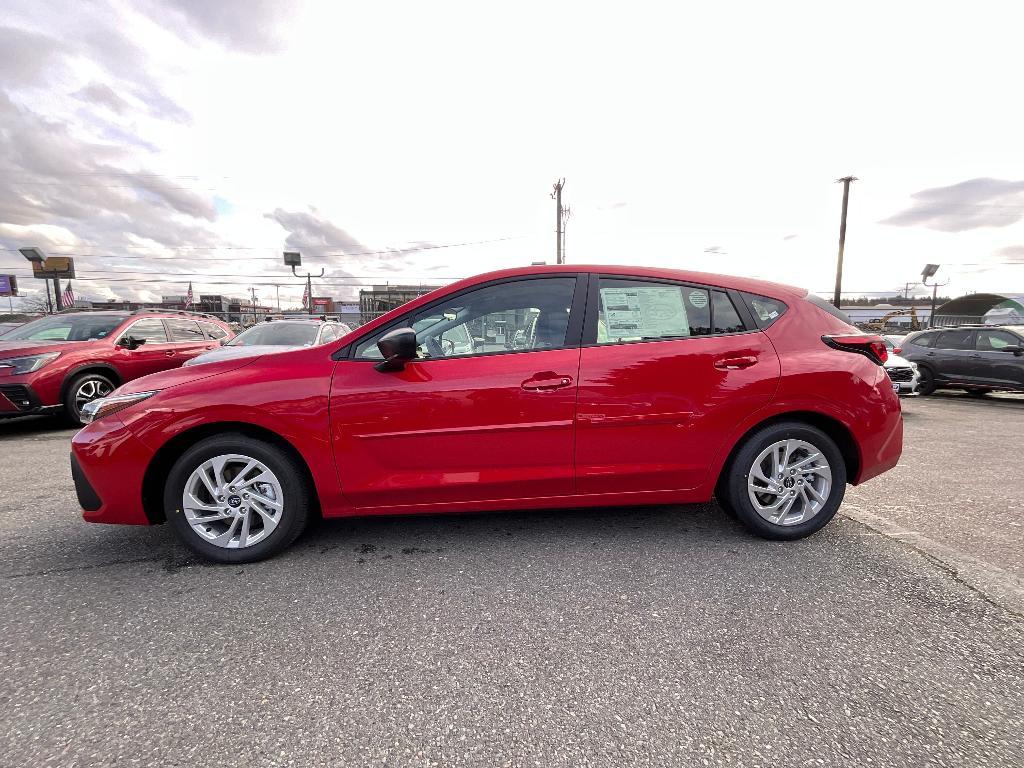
[284,251,323,312]
[832,176,858,308]
[921,263,948,327]
[19,247,53,314]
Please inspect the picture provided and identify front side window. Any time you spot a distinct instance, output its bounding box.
[937,329,975,350]
[596,279,710,344]
[355,277,577,360]
[123,318,168,344]
[976,329,1020,351]
[3,314,123,342]
[166,318,205,342]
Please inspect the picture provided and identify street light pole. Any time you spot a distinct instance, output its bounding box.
[283,251,323,313]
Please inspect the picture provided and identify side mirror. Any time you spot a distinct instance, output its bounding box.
[375,327,418,372]
[1003,344,1023,356]
[118,336,146,350]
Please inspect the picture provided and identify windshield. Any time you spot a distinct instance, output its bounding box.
[2,314,124,342]
[227,322,319,347]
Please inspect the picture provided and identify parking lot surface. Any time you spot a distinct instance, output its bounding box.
[1,395,1022,767]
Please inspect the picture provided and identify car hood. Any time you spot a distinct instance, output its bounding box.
[114,354,263,396]
[884,353,913,368]
[0,339,70,357]
[184,344,305,366]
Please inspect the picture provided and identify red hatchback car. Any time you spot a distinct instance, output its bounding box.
[70,266,902,563]
[0,309,233,425]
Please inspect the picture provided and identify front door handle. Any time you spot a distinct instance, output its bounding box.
[521,374,573,391]
[714,355,757,370]
[164,351,176,357]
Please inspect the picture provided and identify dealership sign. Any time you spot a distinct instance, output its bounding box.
[0,275,18,297]
[31,257,76,279]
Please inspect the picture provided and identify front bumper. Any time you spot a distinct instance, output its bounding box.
[886,367,919,396]
[70,415,155,525]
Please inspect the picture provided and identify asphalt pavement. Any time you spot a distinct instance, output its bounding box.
[1,395,1021,767]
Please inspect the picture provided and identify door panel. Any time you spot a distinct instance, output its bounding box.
[111,319,179,380]
[928,329,975,382]
[331,349,581,507]
[972,329,1024,387]
[575,334,780,493]
[165,318,218,366]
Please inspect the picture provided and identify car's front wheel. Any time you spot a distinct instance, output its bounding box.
[719,422,847,541]
[164,434,311,563]
[62,372,115,426]
[915,365,937,395]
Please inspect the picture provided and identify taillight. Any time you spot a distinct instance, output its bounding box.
[893,347,902,355]
[821,334,888,364]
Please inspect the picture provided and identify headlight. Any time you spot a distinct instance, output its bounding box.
[0,352,61,374]
[80,390,160,424]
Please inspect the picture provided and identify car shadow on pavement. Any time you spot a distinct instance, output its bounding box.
[0,414,76,438]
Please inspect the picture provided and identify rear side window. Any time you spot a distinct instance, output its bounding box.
[975,329,1019,351]
[712,291,744,334]
[200,321,229,340]
[805,294,853,324]
[741,292,788,329]
[907,332,935,348]
[166,318,205,342]
[936,329,975,350]
[597,279,711,343]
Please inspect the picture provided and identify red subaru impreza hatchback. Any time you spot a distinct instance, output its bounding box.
[71,265,902,563]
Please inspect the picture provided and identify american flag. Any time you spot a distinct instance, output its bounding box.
[184,281,193,309]
[302,282,309,309]
[61,281,75,308]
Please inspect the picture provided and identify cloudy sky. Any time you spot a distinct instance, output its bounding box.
[2,0,1024,310]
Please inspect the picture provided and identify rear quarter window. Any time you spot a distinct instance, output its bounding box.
[906,332,935,348]
[740,292,788,329]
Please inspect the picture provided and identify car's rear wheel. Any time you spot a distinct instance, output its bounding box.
[719,422,846,541]
[164,434,311,563]
[915,365,937,395]
[62,373,115,426]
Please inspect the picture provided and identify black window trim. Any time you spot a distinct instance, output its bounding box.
[333,273,589,362]
[580,273,758,348]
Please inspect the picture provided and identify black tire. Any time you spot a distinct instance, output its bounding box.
[719,422,847,541]
[915,365,937,396]
[965,388,991,397]
[61,372,116,426]
[163,434,311,563]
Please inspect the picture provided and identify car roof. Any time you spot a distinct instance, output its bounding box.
[444,264,808,299]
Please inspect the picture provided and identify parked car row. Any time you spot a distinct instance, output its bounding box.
[0,310,348,425]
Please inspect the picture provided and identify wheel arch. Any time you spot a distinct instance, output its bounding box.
[141,421,322,524]
[715,410,860,494]
[60,364,123,403]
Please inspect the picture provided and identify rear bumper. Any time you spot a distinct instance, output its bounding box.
[853,390,904,485]
[70,415,154,525]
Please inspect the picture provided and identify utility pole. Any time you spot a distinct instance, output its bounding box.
[53,277,63,311]
[832,176,858,308]
[283,251,323,314]
[250,286,258,324]
[551,178,571,264]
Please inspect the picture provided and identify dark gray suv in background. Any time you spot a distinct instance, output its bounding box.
[901,325,1024,395]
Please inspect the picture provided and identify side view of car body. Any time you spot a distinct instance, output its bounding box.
[184,317,352,367]
[900,325,1024,395]
[71,265,903,563]
[0,310,233,424]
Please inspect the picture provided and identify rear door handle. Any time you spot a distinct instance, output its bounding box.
[714,355,757,370]
[521,374,573,391]
[164,351,176,357]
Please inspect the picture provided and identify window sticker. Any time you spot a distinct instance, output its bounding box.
[688,290,708,309]
[600,286,688,339]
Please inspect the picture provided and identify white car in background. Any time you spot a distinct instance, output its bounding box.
[881,335,919,395]
[184,318,351,366]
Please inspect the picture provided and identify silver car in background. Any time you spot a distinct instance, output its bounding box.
[882,335,919,395]
[184,318,351,366]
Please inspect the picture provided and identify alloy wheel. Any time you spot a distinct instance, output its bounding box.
[746,439,832,526]
[74,379,113,413]
[182,453,284,549]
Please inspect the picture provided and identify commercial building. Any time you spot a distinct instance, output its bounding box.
[358,284,435,325]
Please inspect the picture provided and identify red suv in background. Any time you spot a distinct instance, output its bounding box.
[70,265,903,563]
[0,309,233,425]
